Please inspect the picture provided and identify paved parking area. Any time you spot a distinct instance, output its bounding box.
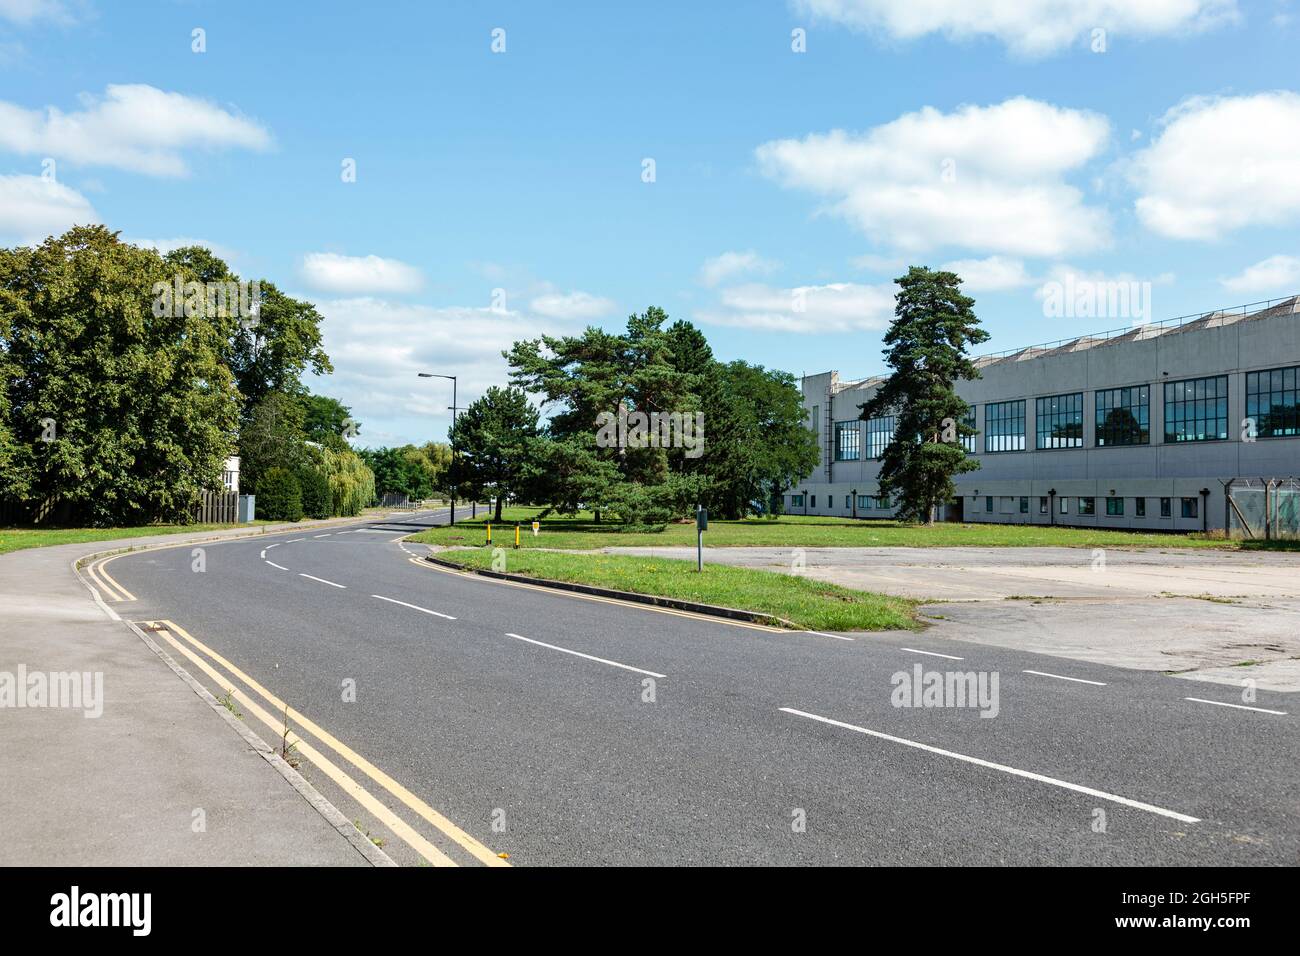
[608,545,1300,691]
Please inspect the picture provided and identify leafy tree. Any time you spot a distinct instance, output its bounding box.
[702,361,820,519]
[0,226,240,525]
[239,391,308,493]
[257,466,303,521]
[449,386,540,521]
[859,266,989,523]
[300,393,357,444]
[297,465,332,519]
[308,442,373,516]
[505,307,698,520]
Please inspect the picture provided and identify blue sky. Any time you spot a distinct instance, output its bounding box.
[3,0,1299,445]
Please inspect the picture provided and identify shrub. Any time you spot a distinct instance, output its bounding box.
[257,467,303,522]
[297,466,331,519]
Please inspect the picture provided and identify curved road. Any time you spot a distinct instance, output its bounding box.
[89,510,1298,866]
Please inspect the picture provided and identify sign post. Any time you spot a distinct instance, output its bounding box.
[695,506,707,572]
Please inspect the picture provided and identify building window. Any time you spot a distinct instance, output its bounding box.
[811,495,816,508]
[961,406,978,454]
[866,416,895,459]
[791,494,804,508]
[1036,393,1084,449]
[1246,365,1300,438]
[1095,385,1150,446]
[856,494,871,510]
[877,495,892,509]
[1060,497,1069,514]
[1164,375,1228,443]
[1135,497,1146,517]
[985,495,994,513]
[811,405,818,434]
[985,400,1026,452]
[1039,496,1048,514]
[1160,497,1171,518]
[1181,497,1199,519]
[846,495,851,509]
[834,421,861,461]
[1105,497,1124,516]
[1019,496,1029,514]
[1079,497,1095,516]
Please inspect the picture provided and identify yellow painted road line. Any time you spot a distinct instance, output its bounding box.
[409,555,790,634]
[159,619,509,868]
[85,557,131,602]
[144,621,458,867]
[94,552,138,601]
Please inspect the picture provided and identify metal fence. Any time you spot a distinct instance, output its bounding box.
[379,492,415,509]
[1224,478,1300,540]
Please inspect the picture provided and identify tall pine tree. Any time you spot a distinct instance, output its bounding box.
[860,267,988,524]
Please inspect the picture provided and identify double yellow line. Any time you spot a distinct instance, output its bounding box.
[85,553,137,602]
[142,618,509,868]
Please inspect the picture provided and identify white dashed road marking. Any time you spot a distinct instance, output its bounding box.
[1023,669,1107,687]
[901,647,963,660]
[505,632,667,679]
[780,707,1201,824]
[266,561,289,571]
[299,573,346,589]
[1184,697,1287,716]
[371,594,457,620]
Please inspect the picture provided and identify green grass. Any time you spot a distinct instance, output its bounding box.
[409,505,1260,551]
[431,547,919,632]
[0,521,273,556]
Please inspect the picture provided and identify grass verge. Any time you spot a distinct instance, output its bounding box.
[0,521,275,556]
[409,506,1275,551]
[430,547,919,632]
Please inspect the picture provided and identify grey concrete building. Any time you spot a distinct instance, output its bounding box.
[793,297,1300,532]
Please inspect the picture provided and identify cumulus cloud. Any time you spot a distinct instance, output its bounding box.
[0,84,271,177]
[790,0,1238,56]
[1220,254,1300,294]
[695,281,895,332]
[756,97,1111,258]
[527,289,616,321]
[940,256,1034,292]
[1130,91,1300,240]
[0,173,97,244]
[698,250,779,287]
[299,253,424,295]
[310,297,578,447]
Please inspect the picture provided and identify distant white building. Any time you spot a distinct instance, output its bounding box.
[222,456,240,495]
[794,297,1300,531]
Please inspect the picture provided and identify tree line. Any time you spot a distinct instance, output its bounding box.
[0,226,374,525]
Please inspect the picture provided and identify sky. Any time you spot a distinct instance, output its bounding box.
[2,0,1299,446]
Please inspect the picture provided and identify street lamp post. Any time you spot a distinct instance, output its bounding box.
[418,372,458,526]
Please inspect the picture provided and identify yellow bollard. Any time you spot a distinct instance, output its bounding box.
[486,523,491,546]
[514,524,520,549]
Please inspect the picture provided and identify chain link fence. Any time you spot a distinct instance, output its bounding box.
[1224,478,1300,540]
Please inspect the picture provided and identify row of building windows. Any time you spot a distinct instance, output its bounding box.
[819,364,1298,460]
[981,495,1199,518]
[787,493,892,510]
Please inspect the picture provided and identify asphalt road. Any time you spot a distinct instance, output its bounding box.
[98,510,1299,866]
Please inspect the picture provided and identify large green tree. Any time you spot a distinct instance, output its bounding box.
[0,226,240,524]
[505,307,704,521]
[448,386,540,521]
[859,266,988,523]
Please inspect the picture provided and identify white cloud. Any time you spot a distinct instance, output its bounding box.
[698,250,779,287]
[1220,254,1300,294]
[310,297,579,446]
[527,289,615,321]
[299,253,424,295]
[756,97,1111,258]
[0,0,69,24]
[940,256,1034,292]
[791,0,1238,56]
[0,84,271,177]
[695,281,895,332]
[0,173,97,243]
[1130,91,1300,240]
